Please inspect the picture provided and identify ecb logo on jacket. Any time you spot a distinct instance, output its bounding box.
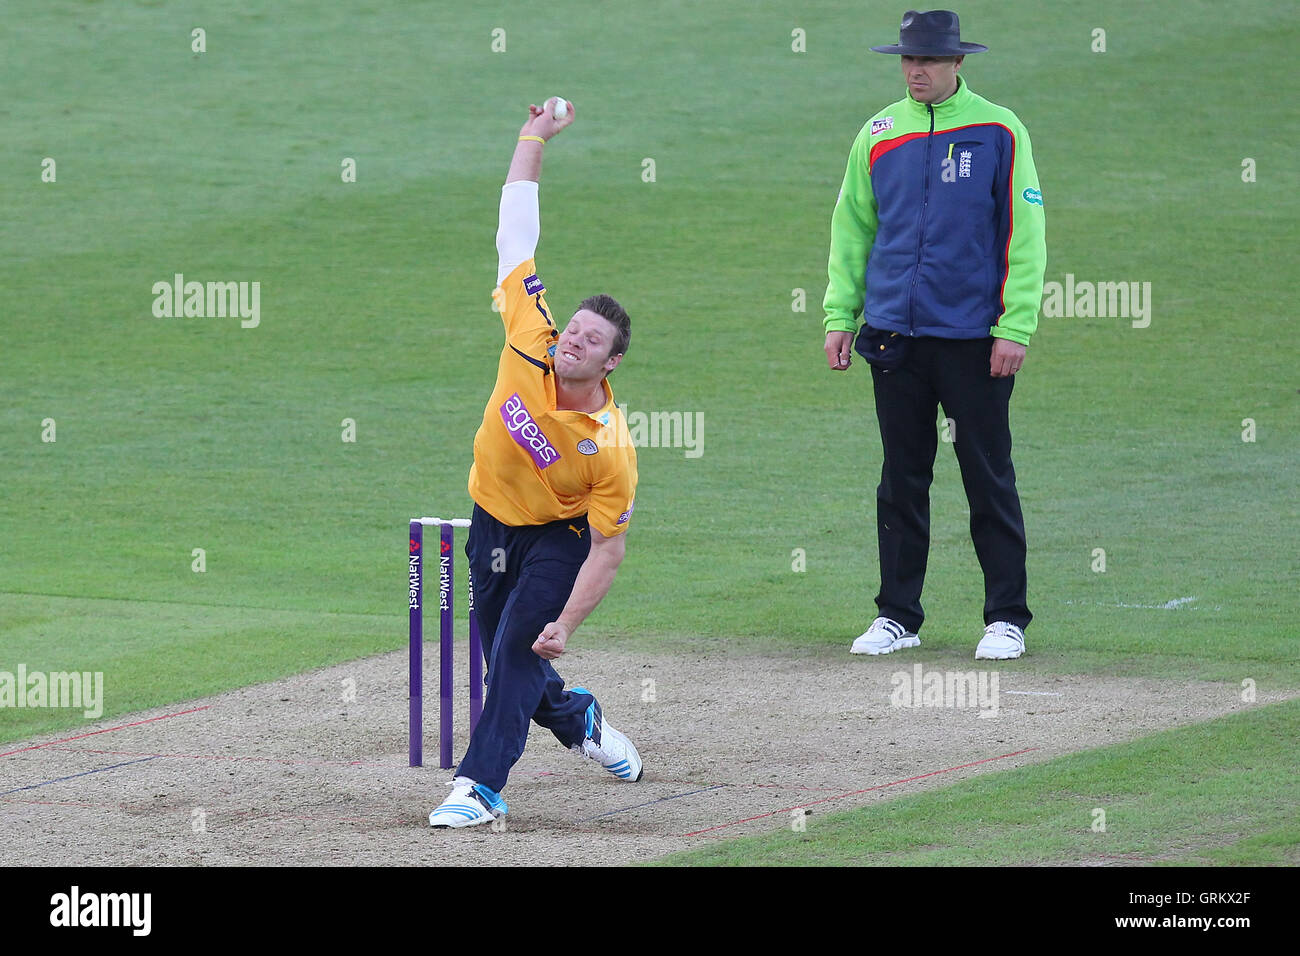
[940,143,978,183]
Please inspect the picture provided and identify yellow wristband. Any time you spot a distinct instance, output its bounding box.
[518,135,546,145]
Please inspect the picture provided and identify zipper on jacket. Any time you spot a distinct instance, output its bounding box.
[906,104,935,336]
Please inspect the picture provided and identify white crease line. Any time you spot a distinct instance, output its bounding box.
[1064,596,1219,610]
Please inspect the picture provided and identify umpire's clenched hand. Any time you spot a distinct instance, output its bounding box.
[990,338,1026,378]
[825,331,854,370]
[533,621,570,659]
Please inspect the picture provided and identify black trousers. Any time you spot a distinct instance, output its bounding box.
[869,336,1031,634]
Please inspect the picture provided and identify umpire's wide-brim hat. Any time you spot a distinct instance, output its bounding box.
[871,9,988,55]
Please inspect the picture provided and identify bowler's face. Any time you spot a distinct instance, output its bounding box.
[901,55,963,104]
[556,309,621,381]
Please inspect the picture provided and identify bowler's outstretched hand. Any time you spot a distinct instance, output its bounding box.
[520,97,576,143]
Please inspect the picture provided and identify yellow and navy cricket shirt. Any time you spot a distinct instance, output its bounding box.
[468,259,637,537]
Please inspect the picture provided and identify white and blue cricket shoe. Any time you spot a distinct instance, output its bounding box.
[571,688,644,782]
[428,777,507,829]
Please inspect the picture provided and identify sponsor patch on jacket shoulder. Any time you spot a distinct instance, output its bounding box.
[523,274,545,296]
[1022,187,1043,206]
[616,500,635,525]
[871,117,894,135]
[577,438,598,455]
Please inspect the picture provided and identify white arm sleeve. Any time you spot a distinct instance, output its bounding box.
[496,180,540,284]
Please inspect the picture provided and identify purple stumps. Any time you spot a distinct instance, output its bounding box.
[439,522,454,770]
[409,517,482,770]
[408,520,423,768]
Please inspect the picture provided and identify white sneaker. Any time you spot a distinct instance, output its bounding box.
[975,622,1026,660]
[850,616,920,655]
[570,689,644,782]
[428,776,507,829]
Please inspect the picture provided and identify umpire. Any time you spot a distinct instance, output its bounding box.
[822,10,1047,659]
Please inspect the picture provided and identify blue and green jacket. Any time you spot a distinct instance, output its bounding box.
[823,76,1046,346]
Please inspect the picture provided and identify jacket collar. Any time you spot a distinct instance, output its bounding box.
[904,74,973,115]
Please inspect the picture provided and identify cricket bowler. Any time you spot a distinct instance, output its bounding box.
[429,98,644,829]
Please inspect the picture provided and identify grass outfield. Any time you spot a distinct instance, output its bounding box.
[2,1,1296,859]
[653,697,1300,866]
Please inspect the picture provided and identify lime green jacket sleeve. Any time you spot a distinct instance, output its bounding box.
[823,126,878,334]
[992,120,1047,346]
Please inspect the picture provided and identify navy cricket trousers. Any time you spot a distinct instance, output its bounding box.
[455,504,595,793]
[869,336,1032,634]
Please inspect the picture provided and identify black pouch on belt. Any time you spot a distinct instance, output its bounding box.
[854,324,911,371]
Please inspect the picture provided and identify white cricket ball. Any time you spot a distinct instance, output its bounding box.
[552,97,568,120]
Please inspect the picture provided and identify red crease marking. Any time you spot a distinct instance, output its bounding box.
[0,706,212,758]
[0,797,152,812]
[0,797,404,827]
[48,747,393,770]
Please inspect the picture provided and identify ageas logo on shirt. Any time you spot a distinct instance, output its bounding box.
[500,392,560,469]
[871,116,894,136]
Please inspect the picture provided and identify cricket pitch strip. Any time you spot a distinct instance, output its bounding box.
[0,645,1280,866]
